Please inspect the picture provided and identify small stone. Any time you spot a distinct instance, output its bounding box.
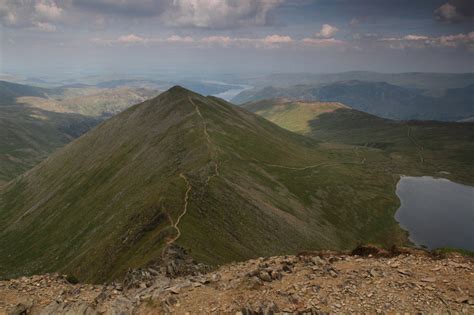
[311,256,325,266]
[398,269,411,276]
[258,271,272,282]
[456,296,469,304]
[211,273,221,282]
[369,269,379,277]
[421,277,435,283]
[168,286,180,294]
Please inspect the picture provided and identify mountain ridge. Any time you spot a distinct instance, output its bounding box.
[0,86,409,283]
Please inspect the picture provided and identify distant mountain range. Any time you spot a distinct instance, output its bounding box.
[241,71,474,90]
[234,80,474,121]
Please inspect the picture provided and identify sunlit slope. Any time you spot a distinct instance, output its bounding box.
[0,87,408,283]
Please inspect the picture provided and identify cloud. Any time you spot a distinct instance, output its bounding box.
[0,0,63,31]
[263,34,293,44]
[32,21,57,32]
[403,35,429,41]
[315,24,339,38]
[380,32,474,51]
[301,24,343,47]
[166,35,194,43]
[301,38,345,47]
[92,33,294,48]
[382,35,429,41]
[201,36,233,46]
[162,0,282,29]
[72,0,168,17]
[73,0,282,29]
[199,34,293,48]
[35,1,63,20]
[117,34,147,44]
[434,0,474,23]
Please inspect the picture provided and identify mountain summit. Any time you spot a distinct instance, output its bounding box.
[0,86,406,282]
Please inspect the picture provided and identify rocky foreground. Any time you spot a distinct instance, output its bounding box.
[1,246,473,314]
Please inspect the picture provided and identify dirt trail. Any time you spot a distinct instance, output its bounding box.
[163,98,220,255]
[188,96,220,184]
[169,174,192,244]
[407,127,424,164]
[253,146,366,171]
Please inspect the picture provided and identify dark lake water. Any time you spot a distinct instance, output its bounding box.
[395,176,474,251]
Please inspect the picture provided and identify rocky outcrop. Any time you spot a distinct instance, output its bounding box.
[1,247,473,314]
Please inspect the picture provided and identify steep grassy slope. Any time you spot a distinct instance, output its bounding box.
[234,81,474,121]
[0,87,409,283]
[0,105,100,185]
[244,99,474,185]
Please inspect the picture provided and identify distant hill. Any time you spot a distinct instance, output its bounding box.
[0,86,422,283]
[0,80,49,104]
[243,71,474,90]
[234,81,474,121]
[0,104,100,184]
[0,80,158,183]
[244,98,474,185]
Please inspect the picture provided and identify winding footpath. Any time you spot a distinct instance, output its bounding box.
[163,97,220,256]
[189,96,220,185]
[253,146,366,171]
[407,127,425,164]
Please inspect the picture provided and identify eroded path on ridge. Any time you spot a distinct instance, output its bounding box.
[188,96,220,184]
[407,126,424,165]
[252,146,366,172]
[163,97,220,255]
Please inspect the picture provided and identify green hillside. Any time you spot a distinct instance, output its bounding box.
[244,99,474,185]
[0,105,100,185]
[0,87,410,283]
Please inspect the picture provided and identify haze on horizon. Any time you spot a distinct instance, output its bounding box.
[1,0,473,80]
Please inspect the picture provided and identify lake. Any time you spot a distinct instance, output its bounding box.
[208,81,253,101]
[395,176,474,251]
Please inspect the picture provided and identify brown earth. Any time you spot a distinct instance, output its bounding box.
[1,247,473,314]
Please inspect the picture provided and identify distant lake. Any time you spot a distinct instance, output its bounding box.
[208,81,253,101]
[395,176,474,251]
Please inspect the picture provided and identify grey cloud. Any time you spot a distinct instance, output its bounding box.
[72,0,282,29]
[435,0,474,23]
[0,0,65,30]
[72,0,168,17]
[163,0,282,29]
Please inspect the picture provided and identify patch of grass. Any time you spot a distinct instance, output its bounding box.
[433,247,474,257]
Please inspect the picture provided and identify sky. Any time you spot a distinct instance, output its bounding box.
[0,0,473,79]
